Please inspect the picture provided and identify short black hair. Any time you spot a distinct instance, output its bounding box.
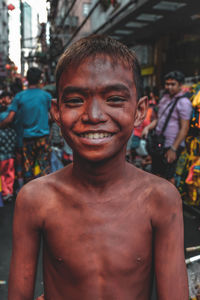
[55,34,143,101]
[27,67,42,85]
[164,71,185,84]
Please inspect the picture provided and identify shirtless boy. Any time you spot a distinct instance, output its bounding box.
[8,35,188,300]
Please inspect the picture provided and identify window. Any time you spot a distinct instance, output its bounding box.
[83,3,90,17]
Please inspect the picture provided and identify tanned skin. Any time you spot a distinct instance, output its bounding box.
[8,55,188,300]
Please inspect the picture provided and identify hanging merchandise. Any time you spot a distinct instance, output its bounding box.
[34,160,41,177]
[175,82,200,205]
[176,137,200,204]
[190,107,200,131]
[192,90,200,108]
[185,157,200,204]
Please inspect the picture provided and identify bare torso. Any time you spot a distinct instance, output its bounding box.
[40,165,154,300]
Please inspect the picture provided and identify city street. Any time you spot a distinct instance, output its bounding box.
[0,0,200,299]
[0,200,200,299]
[0,202,43,299]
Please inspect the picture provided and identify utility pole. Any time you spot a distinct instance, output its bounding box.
[20,0,24,76]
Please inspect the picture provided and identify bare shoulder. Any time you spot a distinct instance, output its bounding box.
[15,165,73,225]
[128,164,182,223]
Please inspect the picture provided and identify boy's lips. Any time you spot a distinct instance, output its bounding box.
[78,132,113,139]
[74,131,116,145]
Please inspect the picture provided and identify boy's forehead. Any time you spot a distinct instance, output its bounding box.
[59,54,134,87]
[76,54,131,71]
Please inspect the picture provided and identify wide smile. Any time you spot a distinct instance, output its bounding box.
[75,131,115,145]
[79,132,113,139]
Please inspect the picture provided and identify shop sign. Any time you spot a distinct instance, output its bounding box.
[141,66,154,76]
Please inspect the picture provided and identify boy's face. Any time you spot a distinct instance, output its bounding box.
[165,78,181,96]
[54,55,146,162]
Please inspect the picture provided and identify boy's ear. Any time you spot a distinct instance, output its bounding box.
[134,96,148,128]
[50,99,61,127]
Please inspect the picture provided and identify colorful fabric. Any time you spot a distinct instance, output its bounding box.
[190,107,200,131]
[9,88,52,138]
[192,90,200,107]
[0,128,17,161]
[0,158,15,196]
[156,91,192,148]
[175,136,200,205]
[23,136,51,182]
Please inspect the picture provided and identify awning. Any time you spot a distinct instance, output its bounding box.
[94,0,200,47]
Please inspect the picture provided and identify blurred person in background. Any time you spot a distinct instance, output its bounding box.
[10,78,24,193]
[0,92,17,202]
[0,67,52,184]
[143,71,192,183]
[127,87,157,165]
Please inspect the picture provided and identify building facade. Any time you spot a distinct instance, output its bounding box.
[47,0,92,79]
[47,0,200,89]
[0,0,9,78]
[91,0,200,89]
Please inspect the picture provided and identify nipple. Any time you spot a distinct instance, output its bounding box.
[56,257,63,263]
[136,257,142,263]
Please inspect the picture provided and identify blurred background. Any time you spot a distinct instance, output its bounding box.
[0,0,199,87]
[0,1,200,299]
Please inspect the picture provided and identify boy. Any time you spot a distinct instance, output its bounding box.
[8,35,188,300]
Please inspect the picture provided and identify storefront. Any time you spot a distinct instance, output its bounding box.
[93,0,200,89]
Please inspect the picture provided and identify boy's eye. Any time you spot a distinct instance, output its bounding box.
[64,98,83,106]
[106,97,126,104]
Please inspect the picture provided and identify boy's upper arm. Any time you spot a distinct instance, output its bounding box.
[152,182,188,300]
[8,183,44,300]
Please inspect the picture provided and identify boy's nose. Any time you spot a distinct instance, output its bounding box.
[82,98,107,124]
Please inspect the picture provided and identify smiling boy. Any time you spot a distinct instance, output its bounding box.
[8,35,188,300]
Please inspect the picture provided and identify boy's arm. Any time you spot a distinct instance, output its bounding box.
[153,184,188,300]
[8,185,42,300]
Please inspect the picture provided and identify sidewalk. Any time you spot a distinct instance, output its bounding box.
[0,202,43,299]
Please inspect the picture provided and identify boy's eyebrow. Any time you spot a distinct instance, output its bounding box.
[61,86,89,99]
[100,84,131,95]
[61,84,131,100]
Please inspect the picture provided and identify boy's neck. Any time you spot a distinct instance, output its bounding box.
[72,150,128,192]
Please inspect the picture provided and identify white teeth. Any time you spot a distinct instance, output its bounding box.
[80,133,112,139]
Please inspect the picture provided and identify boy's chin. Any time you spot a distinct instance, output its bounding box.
[74,148,124,164]
[78,154,111,163]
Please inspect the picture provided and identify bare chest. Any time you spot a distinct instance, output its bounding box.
[43,195,153,280]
